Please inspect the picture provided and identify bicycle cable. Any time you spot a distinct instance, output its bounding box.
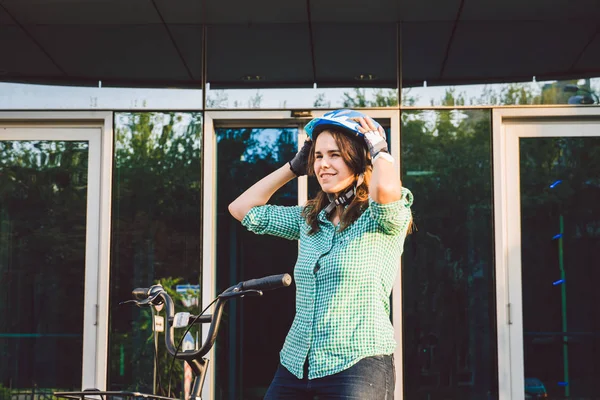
[165,296,219,398]
[150,305,165,397]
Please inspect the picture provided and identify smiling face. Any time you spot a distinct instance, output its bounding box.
[313,131,356,194]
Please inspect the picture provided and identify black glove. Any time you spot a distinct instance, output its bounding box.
[288,140,312,176]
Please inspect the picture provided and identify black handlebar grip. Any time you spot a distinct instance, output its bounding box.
[132,287,149,300]
[241,273,292,291]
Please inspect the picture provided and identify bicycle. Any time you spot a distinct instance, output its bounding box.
[54,273,292,400]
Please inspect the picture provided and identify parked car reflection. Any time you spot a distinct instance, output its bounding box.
[525,377,548,399]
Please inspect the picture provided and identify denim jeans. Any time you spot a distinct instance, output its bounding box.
[264,355,395,399]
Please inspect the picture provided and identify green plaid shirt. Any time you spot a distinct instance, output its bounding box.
[242,187,413,379]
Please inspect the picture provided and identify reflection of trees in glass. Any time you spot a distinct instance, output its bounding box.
[519,137,600,398]
[211,78,598,109]
[108,112,202,395]
[216,127,297,209]
[395,86,599,398]
[401,103,495,399]
[206,90,264,109]
[119,276,198,398]
[0,384,11,399]
[311,84,598,398]
[339,84,500,398]
[336,82,599,398]
[215,127,297,400]
[313,92,331,108]
[0,140,89,389]
[340,88,399,107]
[310,85,499,397]
[405,79,598,107]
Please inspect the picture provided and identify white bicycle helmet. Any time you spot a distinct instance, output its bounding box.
[305,109,378,215]
[304,109,383,140]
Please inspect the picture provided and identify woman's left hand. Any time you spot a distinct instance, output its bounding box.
[356,117,388,159]
[288,139,313,176]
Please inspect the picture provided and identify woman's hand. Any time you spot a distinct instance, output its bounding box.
[288,139,313,176]
[356,117,388,159]
[229,140,311,221]
[355,116,402,204]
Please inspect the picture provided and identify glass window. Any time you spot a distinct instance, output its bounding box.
[0,83,203,110]
[206,87,398,109]
[519,136,600,399]
[215,126,298,399]
[402,77,600,107]
[401,109,498,399]
[108,112,203,395]
[0,140,89,395]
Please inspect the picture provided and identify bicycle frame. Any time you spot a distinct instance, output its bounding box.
[54,273,292,400]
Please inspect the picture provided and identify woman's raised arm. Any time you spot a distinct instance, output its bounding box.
[228,140,312,221]
[358,117,402,204]
[228,164,296,222]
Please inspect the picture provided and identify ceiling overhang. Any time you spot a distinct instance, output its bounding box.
[1,0,599,89]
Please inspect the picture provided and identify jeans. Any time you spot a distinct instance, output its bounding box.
[264,355,395,399]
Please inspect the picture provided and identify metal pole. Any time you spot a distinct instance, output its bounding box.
[396,22,402,108]
[558,214,569,397]
[153,309,159,395]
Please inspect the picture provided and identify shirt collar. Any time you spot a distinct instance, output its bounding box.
[317,204,352,225]
[317,209,330,224]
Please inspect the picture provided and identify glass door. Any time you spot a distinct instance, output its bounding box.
[494,109,600,399]
[0,124,108,395]
[213,120,302,400]
[202,110,400,399]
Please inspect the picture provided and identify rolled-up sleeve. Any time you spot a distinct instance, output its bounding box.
[241,205,303,241]
[368,187,413,235]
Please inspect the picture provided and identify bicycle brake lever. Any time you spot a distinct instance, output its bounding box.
[118,299,138,306]
[131,285,165,307]
[137,294,164,306]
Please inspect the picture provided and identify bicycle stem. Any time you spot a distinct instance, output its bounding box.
[159,292,227,361]
[157,291,230,399]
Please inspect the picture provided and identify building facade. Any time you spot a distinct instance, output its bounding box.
[1,86,599,399]
[1,2,600,397]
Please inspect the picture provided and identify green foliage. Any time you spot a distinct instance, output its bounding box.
[0,140,89,387]
[395,80,600,398]
[441,87,466,106]
[313,92,331,108]
[109,112,203,394]
[400,105,495,397]
[215,127,297,210]
[247,92,263,108]
[111,112,202,283]
[116,276,198,397]
[213,126,299,399]
[342,88,398,107]
[206,90,229,108]
[0,384,11,400]
[3,80,597,395]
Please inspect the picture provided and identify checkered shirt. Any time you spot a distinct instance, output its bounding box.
[242,187,413,379]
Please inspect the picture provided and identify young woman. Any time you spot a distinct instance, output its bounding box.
[228,109,413,399]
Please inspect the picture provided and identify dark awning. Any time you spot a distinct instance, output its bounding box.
[1,0,599,89]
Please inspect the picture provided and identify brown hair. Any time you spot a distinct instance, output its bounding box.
[302,129,371,234]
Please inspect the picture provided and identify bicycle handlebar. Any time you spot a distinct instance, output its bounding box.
[55,273,292,400]
[131,273,292,362]
[241,273,292,291]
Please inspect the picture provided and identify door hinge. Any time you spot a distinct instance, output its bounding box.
[94,304,99,326]
[507,303,512,325]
